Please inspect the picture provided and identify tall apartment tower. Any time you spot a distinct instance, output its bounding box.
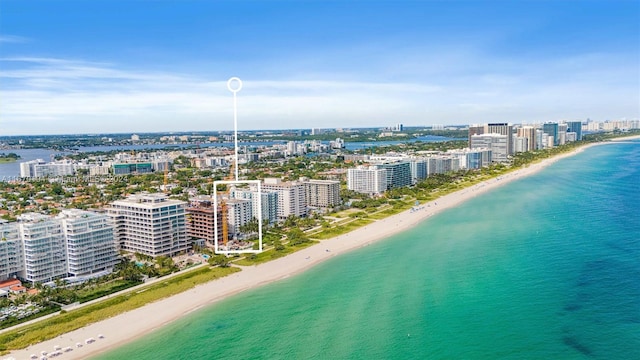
[262,178,307,220]
[486,123,514,155]
[347,166,388,195]
[303,179,341,208]
[374,162,412,190]
[409,159,428,184]
[543,122,559,146]
[470,134,509,162]
[566,121,583,141]
[225,198,253,236]
[0,223,24,282]
[517,126,537,151]
[232,187,279,225]
[17,213,68,284]
[108,193,190,257]
[468,125,485,144]
[59,210,118,277]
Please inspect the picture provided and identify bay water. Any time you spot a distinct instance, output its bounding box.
[96,141,640,359]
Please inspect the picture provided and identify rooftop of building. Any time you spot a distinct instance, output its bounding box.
[57,209,104,219]
[110,192,187,208]
[16,212,50,223]
[0,278,21,289]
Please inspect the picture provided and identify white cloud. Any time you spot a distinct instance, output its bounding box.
[0,53,638,135]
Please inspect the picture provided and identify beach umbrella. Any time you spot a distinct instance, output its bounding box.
[31,355,37,359]
[98,334,105,339]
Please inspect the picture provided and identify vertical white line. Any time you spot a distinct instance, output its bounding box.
[233,91,239,181]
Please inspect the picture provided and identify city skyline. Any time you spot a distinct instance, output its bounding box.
[1,1,639,135]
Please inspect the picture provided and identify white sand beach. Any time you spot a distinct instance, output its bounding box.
[5,139,636,360]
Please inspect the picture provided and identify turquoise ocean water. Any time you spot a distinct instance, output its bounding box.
[96,141,640,360]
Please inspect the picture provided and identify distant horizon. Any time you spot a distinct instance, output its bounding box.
[1,1,638,135]
[0,125,463,138]
[1,119,637,138]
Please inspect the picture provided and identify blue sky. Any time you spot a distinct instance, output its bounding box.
[1,0,638,135]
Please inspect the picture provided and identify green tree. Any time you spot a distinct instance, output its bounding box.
[208,255,231,268]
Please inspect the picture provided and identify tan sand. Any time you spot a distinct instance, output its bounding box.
[4,140,633,360]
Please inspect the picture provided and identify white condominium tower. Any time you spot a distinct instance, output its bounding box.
[17,213,68,284]
[59,209,119,277]
[108,193,189,257]
[347,166,387,195]
[0,223,24,281]
[232,187,279,225]
[262,178,307,220]
[0,210,119,284]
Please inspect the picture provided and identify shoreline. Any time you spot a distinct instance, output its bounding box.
[5,138,638,360]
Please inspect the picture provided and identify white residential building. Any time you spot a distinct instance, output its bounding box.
[19,159,46,178]
[108,193,190,257]
[225,198,253,236]
[347,166,387,195]
[470,133,509,162]
[232,187,279,225]
[409,158,428,184]
[262,178,307,220]
[17,213,68,284]
[427,155,459,176]
[0,223,23,281]
[58,210,118,277]
[34,162,75,177]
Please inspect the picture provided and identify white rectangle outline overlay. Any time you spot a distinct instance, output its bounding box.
[213,180,263,254]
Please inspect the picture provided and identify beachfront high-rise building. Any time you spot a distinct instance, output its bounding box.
[225,198,253,237]
[468,125,485,144]
[262,178,307,220]
[17,213,68,284]
[486,123,514,155]
[409,159,428,184]
[0,223,24,282]
[427,155,460,175]
[470,134,509,162]
[347,166,388,195]
[446,149,492,170]
[0,211,119,284]
[558,123,568,145]
[373,162,412,190]
[232,187,279,225]
[517,126,537,151]
[185,198,223,246]
[514,136,528,153]
[303,179,341,209]
[543,122,559,146]
[566,121,582,140]
[58,210,118,277]
[108,193,190,257]
[469,123,513,155]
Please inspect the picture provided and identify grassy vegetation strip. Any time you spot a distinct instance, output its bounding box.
[311,218,373,240]
[0,266,239,354]
[77,280,141,304]
[234,241,319,266]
